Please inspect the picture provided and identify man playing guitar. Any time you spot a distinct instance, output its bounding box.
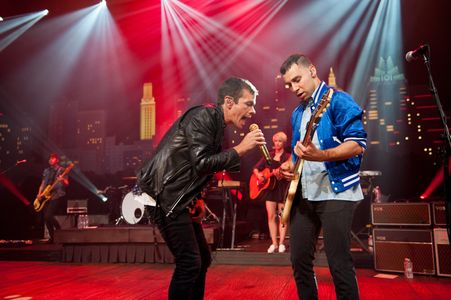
[35,153,69,243]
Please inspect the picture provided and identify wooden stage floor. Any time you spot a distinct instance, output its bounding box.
[1,261,451,299]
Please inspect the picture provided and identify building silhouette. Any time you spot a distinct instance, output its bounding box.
[140,83,156,141]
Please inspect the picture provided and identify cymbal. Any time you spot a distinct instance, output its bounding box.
[122,176,137,180]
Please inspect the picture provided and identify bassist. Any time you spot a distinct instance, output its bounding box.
[35,153,69,243]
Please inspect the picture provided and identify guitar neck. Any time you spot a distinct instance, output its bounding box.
[48,164,74,191]
[292,123,313,179]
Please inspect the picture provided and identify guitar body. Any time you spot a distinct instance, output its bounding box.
[281,160,304,225]
[33,186,52,212]
[249,168,276,200]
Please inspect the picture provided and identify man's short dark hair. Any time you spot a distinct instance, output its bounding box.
[280,54,312,75]
[217,77,258,105]
[49,153,60,161]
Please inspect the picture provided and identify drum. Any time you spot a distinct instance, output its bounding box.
[121,192,156,224]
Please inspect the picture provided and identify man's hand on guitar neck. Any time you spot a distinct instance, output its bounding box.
[57,175,69,186]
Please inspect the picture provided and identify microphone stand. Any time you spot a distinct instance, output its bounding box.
[0,161,25,175]
[421,51,451,245]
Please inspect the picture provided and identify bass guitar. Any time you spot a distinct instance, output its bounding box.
[34,163,75,212]
[281,89,334,225]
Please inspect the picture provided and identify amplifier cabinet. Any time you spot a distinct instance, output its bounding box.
[434,228,451,277]
[373,228,435,275]
[371,203,431,226]
[432,202,446,226]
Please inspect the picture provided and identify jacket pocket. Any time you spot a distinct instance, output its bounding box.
[163,162,191,185]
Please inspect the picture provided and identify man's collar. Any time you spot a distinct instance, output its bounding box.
[300,81,326,109]
[216,105,227,128]
[311,81,326,105]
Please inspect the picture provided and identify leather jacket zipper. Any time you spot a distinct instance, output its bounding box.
[163,162,190,185]
[166,175,199,217]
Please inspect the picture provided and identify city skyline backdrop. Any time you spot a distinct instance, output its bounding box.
[1,0,450,202]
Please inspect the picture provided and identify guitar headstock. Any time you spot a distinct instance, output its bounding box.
[64,163,76,173]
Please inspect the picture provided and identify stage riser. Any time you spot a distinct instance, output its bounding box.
[55,215,109,229]
[62,244,175,264]
[55,226,216,244]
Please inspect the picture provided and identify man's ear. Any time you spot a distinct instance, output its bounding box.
[225,96,234,108]
[309,65,317,78]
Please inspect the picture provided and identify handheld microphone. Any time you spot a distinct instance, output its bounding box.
[249,123,272,166]
[16,159,27,165]
[405,44,429,62]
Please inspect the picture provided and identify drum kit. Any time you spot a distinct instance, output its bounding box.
[100,177,156,225]
[118,191,156,225]
[102,175,226,226]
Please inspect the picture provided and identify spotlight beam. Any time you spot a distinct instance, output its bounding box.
[161,0,286,99]
[0,10,49,52]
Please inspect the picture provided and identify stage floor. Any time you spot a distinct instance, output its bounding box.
[1,261,451,299]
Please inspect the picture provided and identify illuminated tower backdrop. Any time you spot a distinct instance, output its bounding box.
[140,82,156,140]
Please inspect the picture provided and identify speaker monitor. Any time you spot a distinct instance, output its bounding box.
[373,228,435,275]
[434,228,451,277]
[433,202,446,226]
[371,203,431,226]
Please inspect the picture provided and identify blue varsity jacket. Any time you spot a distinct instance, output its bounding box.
[291,82,367,193]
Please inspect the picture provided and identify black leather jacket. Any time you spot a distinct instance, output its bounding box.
[137,104,240,218]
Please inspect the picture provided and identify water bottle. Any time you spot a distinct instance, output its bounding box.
[368,234,374,253]
[404,258,414,279]
[78,214,88,228]
[85,214,89,228]
[77,214,83,229]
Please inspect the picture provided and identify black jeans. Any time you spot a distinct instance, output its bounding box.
[150,206,212,300]
[290,198,360,300]
[43,197,61,241]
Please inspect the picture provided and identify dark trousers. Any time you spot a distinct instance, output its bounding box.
[43,197,61,241]
[150,207,212,300]
[290,198,360,300]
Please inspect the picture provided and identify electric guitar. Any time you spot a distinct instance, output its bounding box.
[33,163,75,212]
[281,89,334,225]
